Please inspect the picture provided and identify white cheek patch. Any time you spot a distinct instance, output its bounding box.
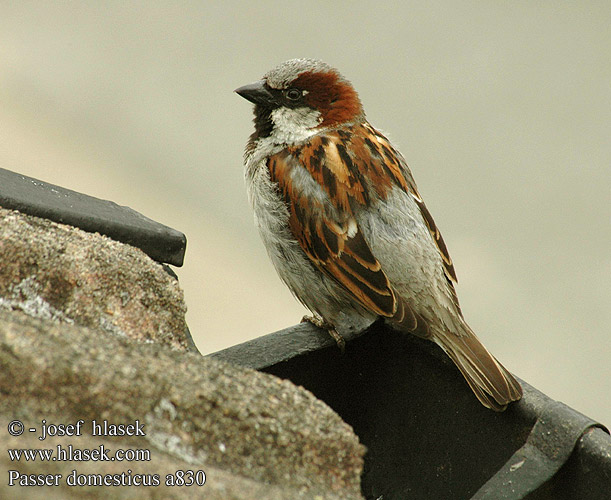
[270,106,322,144]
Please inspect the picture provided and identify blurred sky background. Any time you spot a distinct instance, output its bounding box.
[1,2,609,424]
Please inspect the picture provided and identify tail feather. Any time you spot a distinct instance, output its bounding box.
[433,322,522,412]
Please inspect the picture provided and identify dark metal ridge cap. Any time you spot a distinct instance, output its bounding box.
[208,321,340,369]
[0,168,186,266]
[209,321,611,500]
[473,394,609,499]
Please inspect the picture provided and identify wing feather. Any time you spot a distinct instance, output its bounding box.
[363,123,458,284]
[268,123,453,329]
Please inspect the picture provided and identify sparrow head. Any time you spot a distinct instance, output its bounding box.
[235,59,364,143]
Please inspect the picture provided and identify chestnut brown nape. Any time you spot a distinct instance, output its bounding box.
[293,70,364,127]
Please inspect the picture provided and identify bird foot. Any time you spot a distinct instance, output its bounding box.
[301,315,346,353]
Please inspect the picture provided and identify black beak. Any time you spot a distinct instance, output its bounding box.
[234,80,277,107]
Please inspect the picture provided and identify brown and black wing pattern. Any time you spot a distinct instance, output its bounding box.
[361,123,458,285]
[267,125,427,331]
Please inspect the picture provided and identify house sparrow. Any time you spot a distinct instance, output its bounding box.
[235,58,522,411]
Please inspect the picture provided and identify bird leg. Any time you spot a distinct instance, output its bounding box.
[301,314,346,352]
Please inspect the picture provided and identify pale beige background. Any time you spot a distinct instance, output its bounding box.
[1,2,609,424]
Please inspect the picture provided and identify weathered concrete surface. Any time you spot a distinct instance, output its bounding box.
[0,207,190,351]
[0,309,364,500]
[0,207,365,499]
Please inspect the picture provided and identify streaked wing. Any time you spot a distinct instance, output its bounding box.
[267,122,456,329]
[268,140,396,317]
[362,123,458,284]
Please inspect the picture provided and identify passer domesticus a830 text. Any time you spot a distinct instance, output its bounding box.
[235,58,522,411]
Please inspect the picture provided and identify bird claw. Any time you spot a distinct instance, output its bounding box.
[301,315,346,353]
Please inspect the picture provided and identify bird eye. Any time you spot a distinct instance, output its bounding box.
[285,88,302,101]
